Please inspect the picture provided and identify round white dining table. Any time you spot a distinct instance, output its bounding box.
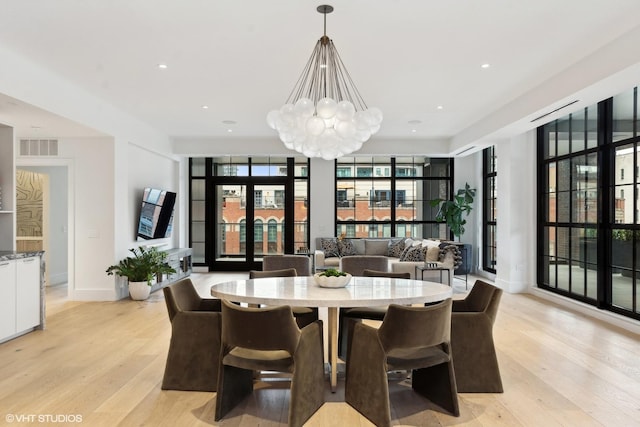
[210,275,453,391]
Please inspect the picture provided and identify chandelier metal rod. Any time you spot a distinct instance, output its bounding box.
[285,39,369,111]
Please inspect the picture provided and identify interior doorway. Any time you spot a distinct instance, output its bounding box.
[16,158,73,302]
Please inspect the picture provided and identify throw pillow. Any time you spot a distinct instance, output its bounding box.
[320,238,340,258]
[387,238,405,258]
[338,239,356,256]
[423,239,441,248]
[400,245,429,262]
[426,246,441,262]
[399,241,415,260]
[352,239,366,254]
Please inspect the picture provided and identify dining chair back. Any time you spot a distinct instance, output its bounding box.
[451,280,503,392]
[161,278,222,391]
[249,268,297,278]
[215,300,324,427]
[262,254,312,276]
[340,255,389,276]
[345,299,459,427]
[338,269,411,359]
[249,268,318,328]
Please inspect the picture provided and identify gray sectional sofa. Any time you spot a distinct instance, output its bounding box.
[313,237,461,284]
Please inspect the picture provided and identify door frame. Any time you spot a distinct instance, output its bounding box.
[210,178,290,271]
[16,158,74,299]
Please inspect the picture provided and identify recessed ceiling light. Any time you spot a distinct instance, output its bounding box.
[437,105,443,110]
[481,63,490,69]
[202,105,209,109]
[411,129,417,133]
[158,63,168,69]
[227,129,233,133]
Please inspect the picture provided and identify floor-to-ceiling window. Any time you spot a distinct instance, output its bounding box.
[482,146,497,273]
[335,156,452,239]
[538,86,640,320]
[189,156,309,271]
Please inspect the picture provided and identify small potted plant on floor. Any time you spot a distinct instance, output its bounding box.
[106,246,176,300]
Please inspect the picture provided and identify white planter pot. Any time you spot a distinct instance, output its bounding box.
[128,281,151,300]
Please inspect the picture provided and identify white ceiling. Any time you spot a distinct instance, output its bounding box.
[1,0,640,152]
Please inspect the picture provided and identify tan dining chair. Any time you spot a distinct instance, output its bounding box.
[249,268,318,328]
[215,300,324,427]
[451,279,503,392]
[161,278,222,391]
[345,299,459,427]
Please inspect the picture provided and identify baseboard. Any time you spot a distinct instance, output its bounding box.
[71,288,120,301]
[48,272,68,286]
[530,287,640,335]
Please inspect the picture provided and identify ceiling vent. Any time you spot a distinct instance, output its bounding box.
[530,100,579,123]
[19,139,59,156]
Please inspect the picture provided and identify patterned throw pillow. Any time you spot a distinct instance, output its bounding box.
[400,244,429,262]
[320,238,340,258]
[399,242,414,260]
[387,238,405,258]
[338,239,356,256]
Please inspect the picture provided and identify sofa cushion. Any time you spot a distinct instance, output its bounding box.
[320,238,340,258]
[365,239,390,256]
[387,238,405,258]
[324,257,340,267]
[400,245,429,262]
[352,239,366,255]
[338,239,357,256]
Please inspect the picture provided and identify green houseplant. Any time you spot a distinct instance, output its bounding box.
[430,182,477,240]
[106,246,175,300]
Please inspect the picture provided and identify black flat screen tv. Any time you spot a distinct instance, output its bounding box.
[136,187,176,240]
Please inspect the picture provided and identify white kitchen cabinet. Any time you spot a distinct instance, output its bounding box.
[0,259,17,340]
[16,256,41,332]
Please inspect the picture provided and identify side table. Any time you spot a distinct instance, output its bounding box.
[415,263,451,286]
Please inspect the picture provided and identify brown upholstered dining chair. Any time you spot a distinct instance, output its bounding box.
[161,278,222,391]
[339,269,411,359]
[345,299,459,427]
[451,279,503,392]
[215,300,325,427]
[339,255,389,277]
[262,254,312,276]
[248,268,318,328]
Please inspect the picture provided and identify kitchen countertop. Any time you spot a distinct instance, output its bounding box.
[0,251,45,261]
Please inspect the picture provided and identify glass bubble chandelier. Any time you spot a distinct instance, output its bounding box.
[266,4,382,160]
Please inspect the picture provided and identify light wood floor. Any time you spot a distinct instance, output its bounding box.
[1,274,639,427]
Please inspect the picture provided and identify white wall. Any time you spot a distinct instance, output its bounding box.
[59,137,117,300]
[309,158,336,249]
[493,132,537,293]
[127,143,180,249]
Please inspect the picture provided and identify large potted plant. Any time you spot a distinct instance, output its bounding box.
[106,246,175,300]
[430,182,476,240]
